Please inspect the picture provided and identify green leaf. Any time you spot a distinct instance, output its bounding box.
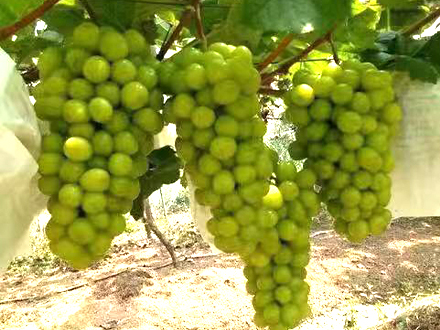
[130,146,182,220]
[378,0,423,9]
[241,0,352,34]
[335,7,381,51]
[0,0,44,26]
[418,32,440,67]
[87,0,136,30]
[42,4,85,36]
[393,56,438,83]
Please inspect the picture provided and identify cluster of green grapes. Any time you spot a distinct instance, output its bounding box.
[161,43,319,329]
[33,22,164,268]
[243,164,320,330]
[286,60,402,243]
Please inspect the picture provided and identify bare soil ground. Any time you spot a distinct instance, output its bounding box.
[0,217,439,330]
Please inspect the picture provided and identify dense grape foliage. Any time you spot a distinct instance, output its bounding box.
[34,22,163,268]
[285,61,402,243]
[163,44,318,329]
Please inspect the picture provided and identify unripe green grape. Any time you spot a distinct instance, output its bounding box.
[124,29,148,55]
[82,192,107,214]
[37,47,64,79]
[109,176,139,199]
[99,31,129,61]
[42,134,64,153]
[38,153,63,176]
[68,218,96,245]
[321,142,344,162]
[113,131,139,155]
[233,165,257,185]
[312,75,336,98]
[212,170,235,195]
[34,96,65,120]
[91,131,113,156]
[340,186,362,207]
[322,62,343,79]
[68,123,95,140]
[263,185,283,210]
[209,136,237,160]
[295,168,316,189]
[59,160,86,183]
[38,176,62,196]
[310,99,332,121]
[225,95,260,120]
[111,59,137,84]
[361,69,392,90]
[133,108,164,134]
[63,100,89,123]
[331,83,354,105]
[43,76,68,96]
[288,141,307,160]
[172,93,195,118]
[137,65,158,90]
[191,106,216,129]
[73,22,100,51]
[348,220,369,242]
[381,102,402,124]
[214,115,239,137]
[289,84,314,107]
[185,63,207,90]
[45,217,66,242]
[337,69,360,89]
[351,92,371,114]
[209,42,233,59]
[252,118,267,138]
[52,238,84,261]
[83,56,111,83]
[105,110,129,134]
[175,138,196,163]
[341,133,364,151]
[49,202,78,225]
[106,195,132,213]
[58,183,83,208]
[79,169,110,192]
[121,82,149,110]
[68,78,94,101]
[63,137,93,162]
[88,213,110,230]
[329,170,350,189]
[107,214,127,236]
[212,80,240,105]
[336,111,362,134]
[192,128,215,149]
[65,48,91,76]
[107,153,133,176]
[357,147,383,173]
[305,121,329,141]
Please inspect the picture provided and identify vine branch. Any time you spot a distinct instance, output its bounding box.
[192,0,207,51]
[78,0,98,22]
[258,33,294,72]
[402,6,440,36]
[0,0,61,41]
[157,7,194,60]
[261,27,336,86]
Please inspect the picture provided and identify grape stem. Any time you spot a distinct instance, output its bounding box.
[193,0,207,51]
[261,27,336,86]
[328,32,340,64]
[78,0,98,22]
[401,6,440,36]
[157,7,194,61]
[0,0,61,41]
[258,33,295,72]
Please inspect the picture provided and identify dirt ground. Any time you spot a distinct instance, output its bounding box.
[0,217,439,330]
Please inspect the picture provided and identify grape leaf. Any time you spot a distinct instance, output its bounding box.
[42,4,85,36]
[418,32,440,67]
[241,0,352,34]
[0,0,44,26]
[378,0,424,9]
[86,0,136,30]
[131,146,182,220]
[393,56,438,83]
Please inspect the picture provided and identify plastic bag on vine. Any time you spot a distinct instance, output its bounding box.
[389,75,440,217]
[0,48,47,272]
[154,126,217,249]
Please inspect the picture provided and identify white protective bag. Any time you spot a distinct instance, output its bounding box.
[0,48,46,271]
[389,76,440,217]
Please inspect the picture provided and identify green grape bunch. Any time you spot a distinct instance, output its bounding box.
[34,22,162,269]
[164,43,318,329]
[285,60,402,243]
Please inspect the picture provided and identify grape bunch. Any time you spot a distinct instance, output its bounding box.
[162,44,318,329]
[34,22,164,269]
[286,60,402,243]
[243,164,320,330]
